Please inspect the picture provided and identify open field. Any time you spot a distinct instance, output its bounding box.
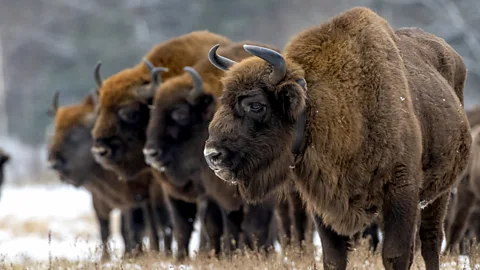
[0,184,477,269]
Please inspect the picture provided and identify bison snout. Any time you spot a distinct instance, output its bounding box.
[143,147,159,158]
[47,158,65,171]
[204,147,227,169]
[143,146,167,172]
[91,145,111,160]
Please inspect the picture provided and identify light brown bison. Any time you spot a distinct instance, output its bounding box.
[47,91,172,259]
[144,41,286,253]
[0,147,9,200]
[90,31,231,260]
[446,121,480,253]
[204,7,470,269]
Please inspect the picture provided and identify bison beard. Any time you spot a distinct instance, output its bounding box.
[205,6,470,270]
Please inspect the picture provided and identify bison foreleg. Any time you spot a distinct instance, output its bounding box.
[167,197,197,261]
[220,207,244,254]
[198,198,224,257]
[382,180,418,270]
[92,196,112,262]
[314,215,349,270]
[142,202,160,252]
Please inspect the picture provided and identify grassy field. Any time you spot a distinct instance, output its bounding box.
[1,239,478,269]
[0,184,477,269]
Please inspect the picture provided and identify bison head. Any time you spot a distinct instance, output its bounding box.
[144,67,216,186]
[204,44,307,202]
[90,60,167,180]
[47,91,101,187]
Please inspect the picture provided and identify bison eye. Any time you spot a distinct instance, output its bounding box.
[171,106,190,125]
[248,103,265,113]
[118,107,140,124]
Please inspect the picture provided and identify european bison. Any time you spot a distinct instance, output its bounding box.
[0,147,9,200]
[204,7,470,269]
[90,30,231,260]
[47,91,172,260]
[144,41,285,253]
[446,119,480,253]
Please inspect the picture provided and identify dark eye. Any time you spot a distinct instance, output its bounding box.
[247,102,265,113]
[119,107,140,123]
[171,106,190,124]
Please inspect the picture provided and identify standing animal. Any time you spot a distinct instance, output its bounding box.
[90,30,232,260]
[204,7,470,270]
[144,41,285,254]
[445,121,480,253]
[0,147,9,200]
[47,91,172,260]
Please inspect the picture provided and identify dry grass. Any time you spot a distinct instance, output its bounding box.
[1,238,478,269]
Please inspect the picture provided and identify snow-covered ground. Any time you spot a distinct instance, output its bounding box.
[0,184,201,263]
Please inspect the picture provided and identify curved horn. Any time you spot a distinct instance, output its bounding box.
[184,66,204,103]
[184,66,203,91]
[142,58,168,86]
[208,44,237,71]
[48,91,60,117]
[243,44,286,85]
[94,61,103,87]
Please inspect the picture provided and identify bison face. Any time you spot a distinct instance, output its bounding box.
[144,70,216,187]
[47,95,101,187]
[204,44,306,202]
[91,100,151,181]
[90,60,166,181]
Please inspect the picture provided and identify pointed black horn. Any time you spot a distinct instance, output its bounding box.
[142,58,168,86]
[243,44,286,85]
[94,61,103,88]
[48,91,60,117]
[208,44,237,71]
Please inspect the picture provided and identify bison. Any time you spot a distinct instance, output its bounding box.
[144,41,290,253]
[47,91,172,260]
[0,147,9,200]
[204,7,470,269]
[90,30,231,260]
[445,119,480,253]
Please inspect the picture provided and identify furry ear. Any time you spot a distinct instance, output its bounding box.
[276,79,307,121]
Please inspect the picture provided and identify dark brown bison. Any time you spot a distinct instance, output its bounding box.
[204,7,470,269]
[445,122,480,253]
[90,31,231,260]
[47,91,172,260]
[0,147,9,200]
[144,41,286,253]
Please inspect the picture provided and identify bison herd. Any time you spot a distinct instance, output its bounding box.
[0,6,470,270]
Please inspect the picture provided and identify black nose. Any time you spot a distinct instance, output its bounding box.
[48,153,66,171]
[204,147,227,169]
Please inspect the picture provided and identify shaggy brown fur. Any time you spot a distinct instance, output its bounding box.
[47,93,172,259]
[144,41,282,254]
[90,31,232,260]
[204,7,470,269]
[446,122,480,253]
[91,31,231,180]
[0,147,9,200]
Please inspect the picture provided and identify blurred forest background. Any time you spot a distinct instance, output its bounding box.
[0,0,479,183]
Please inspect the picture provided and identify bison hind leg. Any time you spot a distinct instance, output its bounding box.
[419,193,450,270]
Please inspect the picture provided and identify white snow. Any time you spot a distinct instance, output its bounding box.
[0,183,204,264]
